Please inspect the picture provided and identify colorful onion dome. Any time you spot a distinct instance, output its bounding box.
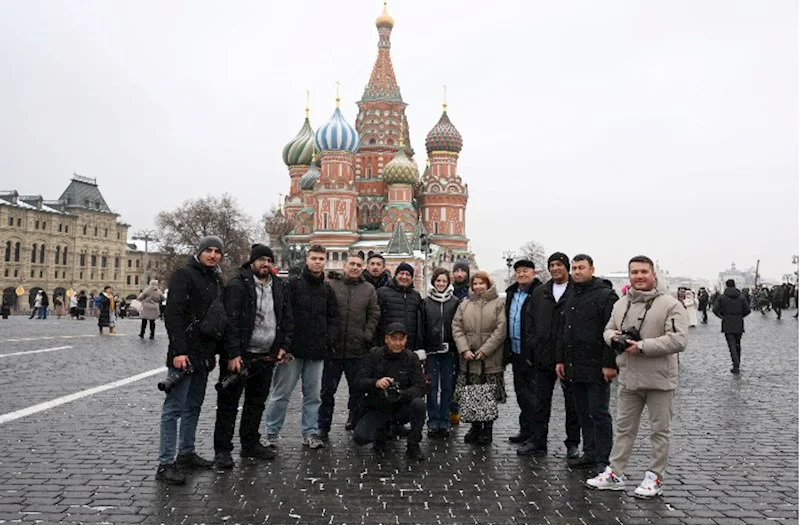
[315,107,359,153]
[299,160,320,191]
[282,116,315,166]
[425,110,463,154]
[382,147,419,185]
[376,2,394,29]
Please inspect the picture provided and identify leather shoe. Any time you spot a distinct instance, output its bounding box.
[508,433,531,444]
[240,443,276,460]
[566,445,580,460]
[214,451,234,469]
[567,454,594,467]
[318,430,330,442]
[406,443,425,461]
[175,452,214,470]
[156,463,186,484]
[516,442,547,456]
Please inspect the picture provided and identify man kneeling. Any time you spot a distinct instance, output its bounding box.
[354,322,426,461]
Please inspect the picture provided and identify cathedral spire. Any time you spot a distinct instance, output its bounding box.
[363,2,402,101]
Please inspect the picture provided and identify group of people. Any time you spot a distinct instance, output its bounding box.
[155,236,689,501]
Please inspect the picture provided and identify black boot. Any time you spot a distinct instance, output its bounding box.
[477,421,493,445]
[464,423,482,444]
[344,410,356,431]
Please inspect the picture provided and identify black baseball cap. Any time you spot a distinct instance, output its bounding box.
[386,322,408,335]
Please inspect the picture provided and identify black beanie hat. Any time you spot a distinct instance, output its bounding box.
[395,262,415,277]
[547,252,570,270]
[513,259,535,271]
[249,244,275,264]
[453,260,470,275]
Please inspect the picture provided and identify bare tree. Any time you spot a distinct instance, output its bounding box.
[519,240,551,282]
[155,194,257,280]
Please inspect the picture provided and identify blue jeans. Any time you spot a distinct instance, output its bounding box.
[38,307,48,319]
[158,366,208,464]
[318,357,364,432]
[426,352,457,430]
[264,358,323,438]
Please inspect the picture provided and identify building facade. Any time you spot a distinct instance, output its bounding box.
[0,175,166,311]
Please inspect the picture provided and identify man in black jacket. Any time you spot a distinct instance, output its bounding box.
[318,253,381,440]
[363,253,391,289]
[157,236,225,485]
[713,279,751,374]
[375,263,422,349]
[354,322,426,461]
[556,254,619,475]
[697,287,710,324]
[213,244,288,468]
[263,245,339,450]
[517,252,581,459]
[505,259,542,444]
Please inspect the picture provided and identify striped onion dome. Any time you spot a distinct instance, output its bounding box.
[382,147,419,185]
[299,161,320,191]
[314,107,359,153]
[425,110,463,154]
[282,117,315,166]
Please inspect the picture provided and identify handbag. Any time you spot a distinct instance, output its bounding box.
[456,361,498,423]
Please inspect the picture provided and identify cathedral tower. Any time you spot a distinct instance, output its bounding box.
[282,100,314,222]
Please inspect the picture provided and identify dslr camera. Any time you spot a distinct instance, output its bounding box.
[158,365,195,393]
[611,327,641,354]
[382,379,403,404]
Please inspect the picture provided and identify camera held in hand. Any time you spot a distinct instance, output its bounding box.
[612,327,641,354]
[158,365,195,393]
[382,379,403,404]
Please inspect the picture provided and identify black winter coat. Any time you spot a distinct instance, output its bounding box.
[713,286,750,334]
[503,279,541,368]
[525,279,572,370]
[284,266,339,360]
[419,292,460,354]
[328,273,381,359]
[375,279,423,349]
[357,346,425,412]
[558,278,618,383]
[698,290,710,310]
[362,269,391,289]
[98,294,112,328]
[164,257,223,372]
[223,264,288,359]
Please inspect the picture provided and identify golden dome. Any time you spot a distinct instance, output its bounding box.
[375,2,394,29]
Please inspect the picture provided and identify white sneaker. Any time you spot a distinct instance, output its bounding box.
[633,471,663,498]
[303,434,325,449]
[264,434,278,448]
[585,466,626,490]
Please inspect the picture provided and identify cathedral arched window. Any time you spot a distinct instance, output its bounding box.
[332,252,339,262]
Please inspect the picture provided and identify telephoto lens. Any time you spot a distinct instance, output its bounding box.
[215,366,251,392]
[157,365,194,393]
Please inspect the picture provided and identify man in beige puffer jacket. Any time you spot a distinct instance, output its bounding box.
[586,255,688,499]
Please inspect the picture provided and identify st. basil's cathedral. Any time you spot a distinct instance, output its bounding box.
[276,3,473,284]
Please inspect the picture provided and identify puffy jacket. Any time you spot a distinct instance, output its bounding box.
[284,265,340,360]
[376,278,423,349]
[357,346,426,412]
[164,257,223,372]
[223,264,288,359]
[712,286,750,334]
[452,286,507,374]
[419,285,460,354]
[604,283,688,391]
[328,273,381,359]
[558,278,618,383]
[525,278,572,370]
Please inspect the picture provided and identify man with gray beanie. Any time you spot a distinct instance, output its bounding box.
[157,235,225,485]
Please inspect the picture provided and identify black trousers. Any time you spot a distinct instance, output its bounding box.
[318,357,364,432]
[529,368,581,451]
[725,333,742,368]
[353,398,426,446]
[699,307,708,323]
[213,355,275,452]
[140,319,156,336]
[571,381,612,471]
[511,355,536,438]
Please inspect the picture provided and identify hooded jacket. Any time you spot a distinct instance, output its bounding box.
[452,285,507,374]
[283,265,340,360]
[137,282,164,321]
[712,286,750,334]
[420,285,460,354]
[376,278,423,349]
[604,282,688,391]
[525,278,572,370]
[328,272,381,359]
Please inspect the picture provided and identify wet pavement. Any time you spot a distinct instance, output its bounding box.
[0,311,797,524]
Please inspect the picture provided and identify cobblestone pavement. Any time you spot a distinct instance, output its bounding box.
[0,312,797,524]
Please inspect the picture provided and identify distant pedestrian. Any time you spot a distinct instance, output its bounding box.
[29,290,42,319]
[77,292,87,319]
[682,289,698,327]
[54,294,65,319]
[1,297,10,319]
[697,287,710,324]
[38,291,49,320]
[98,286,115,335]
[771,285,785,320]
[712,279,751,374]
[138,280,165,339]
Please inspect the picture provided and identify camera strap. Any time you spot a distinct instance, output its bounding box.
[620,297,656,332]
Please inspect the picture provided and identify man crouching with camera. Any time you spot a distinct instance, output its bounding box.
[354,322,426,461]
[586,255,688,498]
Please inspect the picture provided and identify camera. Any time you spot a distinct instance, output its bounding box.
[612,327,641,354]
[215,366,251,392]
[382,379,403,404]
[158,365,195,393]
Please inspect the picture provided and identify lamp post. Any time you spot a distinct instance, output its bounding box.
[503,251,515,285]
[132,230,158,286]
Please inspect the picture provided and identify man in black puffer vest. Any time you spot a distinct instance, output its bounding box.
[157,236,225,485]
[375,263,422,349]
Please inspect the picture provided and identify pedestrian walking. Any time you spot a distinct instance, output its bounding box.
[37,291,50,319]
[138,280,165,339]
[712,279,751,374]
[683,288,698,327]
[697,287,710,324]
[771,285,786,320]
[29,290,42,319]
[587,255,688,499]
[97,286,115,335]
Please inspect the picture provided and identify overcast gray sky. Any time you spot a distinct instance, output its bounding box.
[1,0,797,281]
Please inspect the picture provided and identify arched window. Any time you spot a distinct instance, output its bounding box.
[4,241,10,262]
[362,206,369,225]
[62,247,68,266]
[31,243,37,263]
[39,244,45,263]
[14,242,20,262]
[55,246,61,265]
[366,165,373,177]
[332,252,339,261]
[358,251,365,260]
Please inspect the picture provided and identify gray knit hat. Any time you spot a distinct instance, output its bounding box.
[197,235,224,255]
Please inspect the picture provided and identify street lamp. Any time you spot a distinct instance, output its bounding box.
[502,251,515,284]
[132,230,158,286]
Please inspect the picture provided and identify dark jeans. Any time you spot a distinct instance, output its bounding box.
[571,381,612,472]
[426,352,457,430]
[529,368,581,451]
[140,319,156,336]
[725,333,742,369]
[511,355,536,438]
[159,367,208,464]
[353,398,426,446]
[213,356,274,452]
[318,357,364,432]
